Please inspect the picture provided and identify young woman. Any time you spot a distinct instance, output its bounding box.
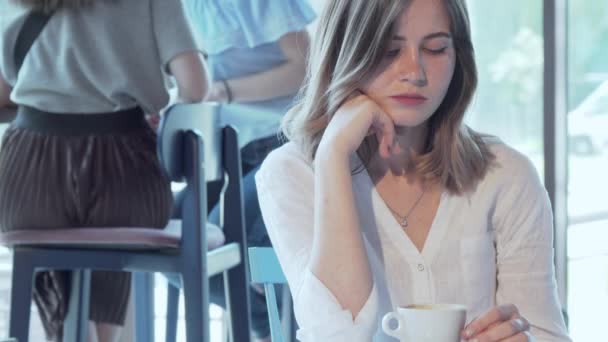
[0,0,209,341]
[256,0,571,341]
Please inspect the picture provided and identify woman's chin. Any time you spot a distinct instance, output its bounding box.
[390,115,432,129]
[385,105,435,127]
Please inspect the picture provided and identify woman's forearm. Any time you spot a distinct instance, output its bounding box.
[310,148,373,318]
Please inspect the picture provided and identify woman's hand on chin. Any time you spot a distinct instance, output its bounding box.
[318,91,400,161]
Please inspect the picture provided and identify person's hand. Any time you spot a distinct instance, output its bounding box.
[146,113,161,131]
[462,304,532,341]
[318,91,400,160]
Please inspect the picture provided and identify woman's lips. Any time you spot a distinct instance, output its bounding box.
[389,94,428,105]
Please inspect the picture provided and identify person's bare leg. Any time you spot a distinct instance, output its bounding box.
[96,323,123,342]
[117,293,134,342]
[87,321,99,342]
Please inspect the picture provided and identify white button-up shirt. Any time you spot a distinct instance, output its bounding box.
[256,141,571,342]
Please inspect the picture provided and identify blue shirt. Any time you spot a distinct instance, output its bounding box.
[185,0,316,147]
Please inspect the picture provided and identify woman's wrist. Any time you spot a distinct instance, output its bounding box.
[221,79,233,103]
[317,130,360,163]
[314,141,351,170]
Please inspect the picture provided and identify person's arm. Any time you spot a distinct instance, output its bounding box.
[308,93,397,316]
[168,51,210,103]
[256,146,380,341]
[256,94,397,341]
[207,30,310,103]
[464,148,571,342]
[151,0,210,104]
[311,147,373,315]
[256,94,400,342]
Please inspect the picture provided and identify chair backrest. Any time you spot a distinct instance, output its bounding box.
[156,102,227,258]
[157,102,222,182]
[248,247,287,284]
[153,104,252,341]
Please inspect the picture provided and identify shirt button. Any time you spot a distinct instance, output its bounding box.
[417,264,425,271]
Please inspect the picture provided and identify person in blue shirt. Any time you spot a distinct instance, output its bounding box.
[183,0,316,340]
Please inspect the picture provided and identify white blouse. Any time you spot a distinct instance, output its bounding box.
[255,141,571,342]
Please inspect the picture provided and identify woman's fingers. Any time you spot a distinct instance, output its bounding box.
[326,90,396,158]
[463,304,520,339]
[466,317,530,342]
[371,110,397,158]
[497,331,533,342]
[371,117,390,158]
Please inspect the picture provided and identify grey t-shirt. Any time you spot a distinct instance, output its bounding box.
[0,0,200,114]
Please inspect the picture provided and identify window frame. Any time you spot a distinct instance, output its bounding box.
[543,0,569,309]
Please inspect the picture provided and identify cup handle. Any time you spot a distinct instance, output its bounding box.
[381,311,404,339]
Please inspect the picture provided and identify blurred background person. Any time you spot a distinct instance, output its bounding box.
[0,0,208,341]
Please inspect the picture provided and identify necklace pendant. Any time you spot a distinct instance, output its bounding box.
[400,218,408,228]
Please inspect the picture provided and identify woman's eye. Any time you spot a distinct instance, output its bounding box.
[385,49,401,58]
[424,47,448,55]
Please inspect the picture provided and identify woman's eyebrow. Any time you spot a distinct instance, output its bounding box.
[392,32,452,41]
[423,32,452,40]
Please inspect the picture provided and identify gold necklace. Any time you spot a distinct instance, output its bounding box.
[384,185,427,228]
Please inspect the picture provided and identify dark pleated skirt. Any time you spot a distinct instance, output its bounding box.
[0,107,173,340]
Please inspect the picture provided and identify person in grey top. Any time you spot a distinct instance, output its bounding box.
[0,0,209,341]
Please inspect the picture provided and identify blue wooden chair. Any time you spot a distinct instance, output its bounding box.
[248,247,298,342]
[140,103,252,342]
[0,102,250,342]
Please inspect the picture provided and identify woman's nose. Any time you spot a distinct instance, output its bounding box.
[396,49,427,86]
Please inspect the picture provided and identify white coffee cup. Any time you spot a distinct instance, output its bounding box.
[381,304,467,342]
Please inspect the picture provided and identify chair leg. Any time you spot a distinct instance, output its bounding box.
[289,307,298,342]
[221,271,233,342]
[281,287,299,342]
[9,252,34,342]
[264,284,283,342]
[182,272,208,342]
[280,286,296,342]
[134,272,155,342]
[165,282,179,342]
[63,269,91,342]
[225,263,251,342]
[222,126,252,342]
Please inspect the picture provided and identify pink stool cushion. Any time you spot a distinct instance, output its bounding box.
[0,219,225,251]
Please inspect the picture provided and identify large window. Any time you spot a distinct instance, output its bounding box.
[566,1,608,341]
[466,0,544,173]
